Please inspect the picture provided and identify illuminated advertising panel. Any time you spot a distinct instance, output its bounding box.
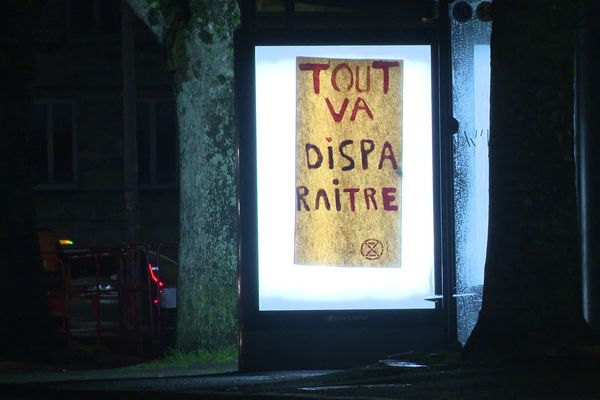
[255,45,434,311]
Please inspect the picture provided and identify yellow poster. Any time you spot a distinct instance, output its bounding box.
[295,57,403,266]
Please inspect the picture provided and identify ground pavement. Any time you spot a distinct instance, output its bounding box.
[2,351,600,399]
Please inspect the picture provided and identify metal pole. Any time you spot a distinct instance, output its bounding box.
[576,0,600,340]
[122,0,140,243]
[439,0,459,351]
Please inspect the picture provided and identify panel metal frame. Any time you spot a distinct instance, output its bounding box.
[235,17,454,370]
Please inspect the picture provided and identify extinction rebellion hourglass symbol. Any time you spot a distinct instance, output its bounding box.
[361,239,384,260]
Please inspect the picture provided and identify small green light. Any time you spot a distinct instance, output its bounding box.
[59,239,74,246]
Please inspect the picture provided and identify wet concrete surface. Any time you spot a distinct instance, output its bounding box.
[3,358,600,400]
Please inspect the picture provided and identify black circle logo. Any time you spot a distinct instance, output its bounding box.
[452,1,473,23]
[476,2,493,22]
[361,239,384,260]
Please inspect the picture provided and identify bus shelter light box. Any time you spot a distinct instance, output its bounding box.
[254,45,435,312]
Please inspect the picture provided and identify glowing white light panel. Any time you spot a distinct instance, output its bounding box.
[255,45,435,310]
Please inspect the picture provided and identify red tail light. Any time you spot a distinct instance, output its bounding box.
[148,263,165,288]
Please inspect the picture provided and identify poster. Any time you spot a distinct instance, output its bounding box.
[295,57,404,266]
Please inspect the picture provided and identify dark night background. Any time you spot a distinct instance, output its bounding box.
[1,1,600,398]
[1,0,179,361]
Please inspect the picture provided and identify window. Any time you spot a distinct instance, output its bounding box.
[27,101,77,187]
[68,0,121,39]
[137,100,178,186]
[33,0,68,44]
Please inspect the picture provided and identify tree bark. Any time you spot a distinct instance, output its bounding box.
[127,0,239,351]
[462,0,590,362]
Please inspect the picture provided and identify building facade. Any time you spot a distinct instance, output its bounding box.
[29,0,179,248]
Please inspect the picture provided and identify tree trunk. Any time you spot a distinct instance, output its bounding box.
[173,15,239,351]
[462,0,590,361]
[127,0,240,351]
